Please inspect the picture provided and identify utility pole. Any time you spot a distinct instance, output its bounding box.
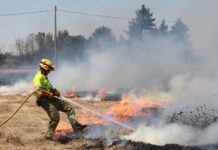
[54,5,57,68]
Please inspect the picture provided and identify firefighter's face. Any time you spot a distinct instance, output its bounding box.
[40,68,51,76]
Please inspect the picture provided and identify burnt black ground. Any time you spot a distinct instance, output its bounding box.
[56,130,218,150]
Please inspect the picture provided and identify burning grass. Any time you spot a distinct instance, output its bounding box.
[107,94,165,122]
[54,121,73,140]
[0,94,217,149]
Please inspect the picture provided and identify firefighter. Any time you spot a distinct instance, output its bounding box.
[33,58,87,140]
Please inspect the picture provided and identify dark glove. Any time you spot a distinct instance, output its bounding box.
[42,90,54,98]
[34,88,53,98]
[36,99,42,106]
[51,88,60,97]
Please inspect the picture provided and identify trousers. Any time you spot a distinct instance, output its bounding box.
[37,96,77,134]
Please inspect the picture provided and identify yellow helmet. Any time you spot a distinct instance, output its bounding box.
[39,58,55,71]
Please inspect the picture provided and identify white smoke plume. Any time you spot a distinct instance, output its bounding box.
[122,96,218,145]
[48,32,218,146]
[0,80,31,95]
[1,21,218,146]
[52,34,194,93]
[124,122,218,145]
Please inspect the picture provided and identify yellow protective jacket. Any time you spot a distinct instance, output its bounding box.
[33,71,53,97]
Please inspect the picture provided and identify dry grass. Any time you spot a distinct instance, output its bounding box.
[0,95,211,150]
[0,95,118,149]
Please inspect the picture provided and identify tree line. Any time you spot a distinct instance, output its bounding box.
[0,4,191,67]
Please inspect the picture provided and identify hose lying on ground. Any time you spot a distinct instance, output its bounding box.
[0,92,35,127]
[0,92,134,131]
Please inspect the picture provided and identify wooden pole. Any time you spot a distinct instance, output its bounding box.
[54,5,57,68]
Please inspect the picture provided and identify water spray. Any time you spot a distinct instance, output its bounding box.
[59,96,135,131]
[0,93,135,131]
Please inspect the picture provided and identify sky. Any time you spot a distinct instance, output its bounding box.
[0,0,218,55]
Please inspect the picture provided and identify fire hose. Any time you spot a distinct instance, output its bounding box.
[0,91,35,127]
[59,96,135,131]
[0,92,134,131]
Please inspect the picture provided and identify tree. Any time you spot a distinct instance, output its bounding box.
[0,48,5,64]
[35,32,46,56]
[57,30,73,58]
[127,4,156,39]
[55,30,88,59]
[15,37,25,56]
[159,19,168,34]
[91,26,115,42]
[90,26,116,47]
[45,32,54,57]
[57,30,71,48]
[24,34,36,63]
[171,18,188,39]
[171,18,193,61]
[26,34,35,53]
[71,35,87,52]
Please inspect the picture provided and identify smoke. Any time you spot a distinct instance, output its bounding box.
[122,96,218,145]
[0,80,31,95]
[84,124,127,141]
[124,122,218,145]
[51,32,213,105]
[1,9,218,146]
[81,96,218,145]
[52,34,194,94]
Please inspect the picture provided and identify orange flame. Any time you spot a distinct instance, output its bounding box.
[77,110,107,125]
[53,91,166,139]
[54,121,73,139]
[107,94,165,122]
[53,111,108,139]
[63,85,78,98]
[96,88,106,100]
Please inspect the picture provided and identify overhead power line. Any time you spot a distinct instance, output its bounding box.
[0,8,216,24]
[57,9,217,24]
[58,9,130,20]
[0,10,53,17]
